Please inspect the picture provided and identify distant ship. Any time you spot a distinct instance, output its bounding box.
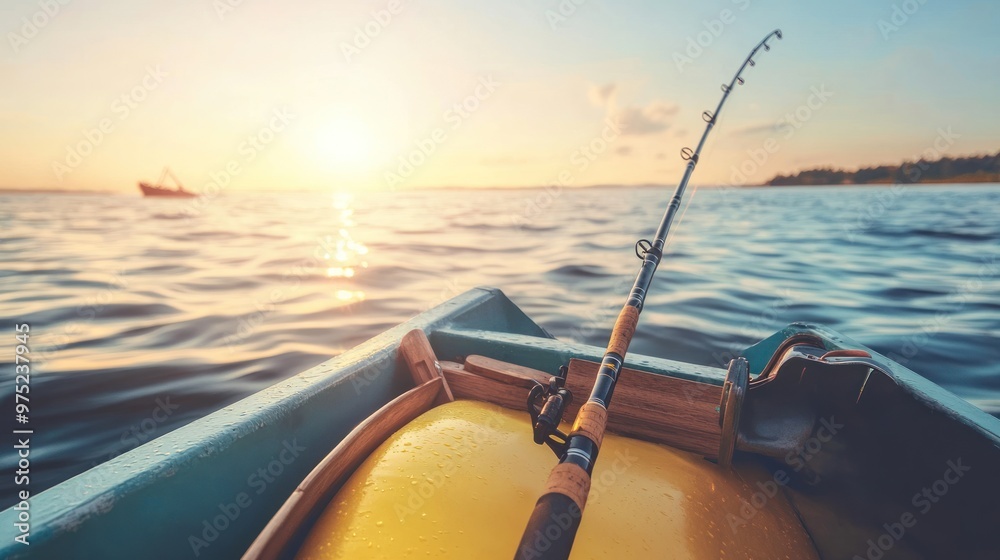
[139,167,197,198]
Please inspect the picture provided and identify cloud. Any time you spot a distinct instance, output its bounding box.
[588,83,617,107]
[588,83,678,136]
[615,145,633,156]
[616,102,678,135]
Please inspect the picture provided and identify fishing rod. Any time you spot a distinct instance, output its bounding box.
[515,29,783,560]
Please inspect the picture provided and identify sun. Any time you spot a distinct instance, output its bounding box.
[314,116,376,171]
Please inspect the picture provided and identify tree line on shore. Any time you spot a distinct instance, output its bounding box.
[766,150,999,186]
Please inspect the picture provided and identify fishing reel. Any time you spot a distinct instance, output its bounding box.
[526,365,573,458]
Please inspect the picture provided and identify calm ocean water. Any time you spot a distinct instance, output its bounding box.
[1,184,999,504]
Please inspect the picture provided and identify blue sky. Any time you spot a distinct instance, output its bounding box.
[1,0,997,191]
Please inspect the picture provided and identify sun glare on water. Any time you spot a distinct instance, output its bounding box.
[317,193,369,307]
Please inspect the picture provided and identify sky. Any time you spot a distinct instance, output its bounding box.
[1,0,997,193]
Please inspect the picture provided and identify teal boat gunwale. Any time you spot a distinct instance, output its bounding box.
[3,287,998,559]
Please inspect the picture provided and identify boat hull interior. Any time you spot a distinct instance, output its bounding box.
[1,288,996,560]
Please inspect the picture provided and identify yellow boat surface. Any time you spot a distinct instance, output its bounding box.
[297,400,818,559]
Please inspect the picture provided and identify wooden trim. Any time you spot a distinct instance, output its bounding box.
[441,366,530,411]
[242,378,444,560]
[399,329,454,404]
[442,357,722,458]
[463,355,550,387]
[567,359,721,458]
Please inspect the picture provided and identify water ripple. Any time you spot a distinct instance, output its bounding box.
[0,185,998,506]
